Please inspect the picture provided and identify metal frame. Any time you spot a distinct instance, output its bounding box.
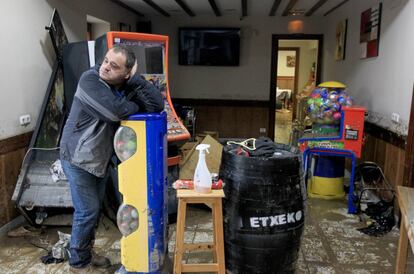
[303,147,357,213]
[355,162,395,213]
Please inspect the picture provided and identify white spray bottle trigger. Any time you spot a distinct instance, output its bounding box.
[196,144,210,154]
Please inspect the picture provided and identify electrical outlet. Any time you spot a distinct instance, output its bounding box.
[391,112,400,123]
[19,114,31,126]
[259,128,266,133]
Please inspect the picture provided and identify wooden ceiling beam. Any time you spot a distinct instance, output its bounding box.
[282,0,299,16]
[142,0,170,17]
[305,0,328,16]
[208,0,221,16]
[324,0,350,16]
[174,0,195,17]
[241,0,247,17]
[269,0,282,16]
[109,0,144,17]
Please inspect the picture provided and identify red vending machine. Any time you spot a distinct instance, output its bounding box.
[299,81,366,214]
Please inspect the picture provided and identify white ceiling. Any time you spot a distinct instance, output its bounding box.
[120,0,348,18]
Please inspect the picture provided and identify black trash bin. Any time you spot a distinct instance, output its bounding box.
[220,143,305,274]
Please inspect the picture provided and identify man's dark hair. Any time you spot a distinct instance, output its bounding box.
[111,44,136,70]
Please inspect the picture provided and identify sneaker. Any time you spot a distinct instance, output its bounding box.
[91,250,111,268]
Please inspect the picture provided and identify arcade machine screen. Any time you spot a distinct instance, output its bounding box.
[35,8,68,148]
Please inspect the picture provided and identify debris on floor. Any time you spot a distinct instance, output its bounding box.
[7,225,44,238]
[1,197,414,273]
[357,201,395,237]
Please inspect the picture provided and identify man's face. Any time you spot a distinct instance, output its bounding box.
[99,49,131,86]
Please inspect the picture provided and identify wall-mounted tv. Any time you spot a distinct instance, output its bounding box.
[179,27,240,66]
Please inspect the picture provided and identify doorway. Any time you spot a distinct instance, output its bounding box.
[275,47,299,144]
[87,15,110,40]
[269,34,323,144]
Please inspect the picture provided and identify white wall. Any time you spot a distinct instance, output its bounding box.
[0,0,139,140]
[91,23,111,40]
[279,40,318,93]
[150,15,324,100]
[87,15,111,40]
[322,0,414,135]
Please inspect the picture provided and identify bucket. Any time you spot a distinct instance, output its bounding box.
[219,143,305,274]
[309,156,345,199]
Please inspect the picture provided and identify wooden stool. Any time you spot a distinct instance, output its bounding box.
[174,189,225,274]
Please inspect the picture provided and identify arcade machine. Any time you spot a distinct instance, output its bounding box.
[11,9,71,225]
[114,112,167,273]
[12,8,190,233]
[299,81,365,214]
[94,32,191,146]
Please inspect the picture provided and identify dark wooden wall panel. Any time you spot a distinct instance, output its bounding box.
[195,105,269,138]
[361,133,406,189]
[0,132,31,227]
[0,149,25,226]
[277,76,294,91]
[361,134,376,162]
[173,99,270,138]
[384,142,403,188]
[375,138,387,170]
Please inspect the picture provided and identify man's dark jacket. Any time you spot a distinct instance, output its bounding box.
[60,65,163,177]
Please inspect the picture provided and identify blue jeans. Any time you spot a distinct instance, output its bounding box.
[61,159,107,268]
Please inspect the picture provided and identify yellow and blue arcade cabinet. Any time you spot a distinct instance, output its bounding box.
[114,112,167,273]
[103,32,189,273]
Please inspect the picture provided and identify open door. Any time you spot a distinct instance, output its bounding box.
[269,34,323,145]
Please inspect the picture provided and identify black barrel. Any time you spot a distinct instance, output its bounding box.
[219,143,305,274]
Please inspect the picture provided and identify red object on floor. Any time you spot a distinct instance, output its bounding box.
[173,179,224,190]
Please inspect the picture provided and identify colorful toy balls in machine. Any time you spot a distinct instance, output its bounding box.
[306,81,353,125]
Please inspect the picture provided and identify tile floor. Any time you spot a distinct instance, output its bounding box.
[1,195,413,274]
[275,110,292,145]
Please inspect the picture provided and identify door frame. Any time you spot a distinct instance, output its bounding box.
[403,84,414,187]
[268,34,323,140]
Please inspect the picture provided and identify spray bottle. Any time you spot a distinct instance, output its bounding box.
[193,144,212,193]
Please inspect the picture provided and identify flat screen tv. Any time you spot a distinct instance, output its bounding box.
[179,28,240,66]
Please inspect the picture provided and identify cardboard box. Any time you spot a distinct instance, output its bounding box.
[179,141,200,163]
[179,135,223,180]
[195,131,220,142]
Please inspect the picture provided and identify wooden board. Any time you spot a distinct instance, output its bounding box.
[194,105,269,138]
[361,133,406,190]
[277,76,295,91]
[396,185,414,274]
[177,189,224,198]
[397,186,414,253]
[0,132,31,226]
[0,148,25,226]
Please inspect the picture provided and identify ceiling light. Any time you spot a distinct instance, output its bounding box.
[288,20,304,33]
[289,9,305,16]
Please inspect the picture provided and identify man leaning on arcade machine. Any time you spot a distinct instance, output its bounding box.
[60,44,163,272]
